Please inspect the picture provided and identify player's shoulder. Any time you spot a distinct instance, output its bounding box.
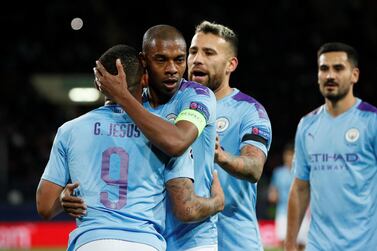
[231,89,265,107]
[356,100,377,116]
[355,101,377,131]
[302,105,324,120]
[231,89,269,119]
[297,105,324,132]
[179,79,214,98]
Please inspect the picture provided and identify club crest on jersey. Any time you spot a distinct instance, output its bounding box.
[166,113,177,122]
[216,117,229,132]
[345,128,360,143]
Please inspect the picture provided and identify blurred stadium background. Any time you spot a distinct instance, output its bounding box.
[1,0,376,249]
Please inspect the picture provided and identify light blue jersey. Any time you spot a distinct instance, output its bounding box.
[293,98,377,250]
[41,104,194,251]
[271,165,292,217]
[143,79,217,250]
[215,89,272,251]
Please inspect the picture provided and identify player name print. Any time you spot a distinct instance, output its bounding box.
[93,122,141,138]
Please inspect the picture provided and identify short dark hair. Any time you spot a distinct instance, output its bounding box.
[99,44,143,93]
[195,20,238,56]
[142,24,186,53]
[317,42,358,67]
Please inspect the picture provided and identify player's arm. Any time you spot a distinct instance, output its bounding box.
[285,178,310,251]
[166,171,224,223]
[36,179,64,220]
[95,60,199,157]
[215,135,266,183]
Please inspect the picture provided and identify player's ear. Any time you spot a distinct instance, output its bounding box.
[141,71,149,88]
[351,67,359,84]
[139,52,147,68]
[226,57,238,74]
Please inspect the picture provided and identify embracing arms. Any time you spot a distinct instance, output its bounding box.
[36,180,86,220]
[166,170,224,222]
[58,171,224,223]
[95,60,198,157]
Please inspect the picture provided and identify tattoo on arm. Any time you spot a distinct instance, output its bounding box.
[166,178,219,222]
[219,145,266,182]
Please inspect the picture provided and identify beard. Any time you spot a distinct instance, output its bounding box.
[321,83,351,102]
[205,74,223,92]
[207,79,221,92]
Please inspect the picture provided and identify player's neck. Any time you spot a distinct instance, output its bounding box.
[214,83,233,100]
[147,88,171,108]
[325,93,356,117]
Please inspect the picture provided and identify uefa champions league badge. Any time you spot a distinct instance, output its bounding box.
[216,117,229,132]
[166,113,177,122]
[345,128,360,143]
[189,102,210,120]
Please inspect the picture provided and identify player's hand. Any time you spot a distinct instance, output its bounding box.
[94,59,129,102]
[214,134,227,164]
[60,182,87,218]
[210,170,225,212]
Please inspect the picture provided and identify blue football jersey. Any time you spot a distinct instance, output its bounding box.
[41,104,194,251]
[293,98,377,250]
[271,166,293,217]
[143,79,218,250]
[215,89,272,251]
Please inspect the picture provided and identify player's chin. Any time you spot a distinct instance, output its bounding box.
[191,75,208,85]
[324,92,342,101]
[163,83,179,93]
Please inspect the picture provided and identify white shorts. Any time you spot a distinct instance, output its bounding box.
[276,212,310,244]
[184,244,218,251]
[76,239,158,251]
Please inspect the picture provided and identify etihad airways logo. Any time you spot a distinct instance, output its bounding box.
[309,153,359,163]
[309,153,360,172]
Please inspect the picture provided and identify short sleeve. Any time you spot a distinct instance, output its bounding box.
[292,119,310,180]
[164,147,195,183]
[240,105,272,156]
[41,127,70,187]
[177,83,217,127]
